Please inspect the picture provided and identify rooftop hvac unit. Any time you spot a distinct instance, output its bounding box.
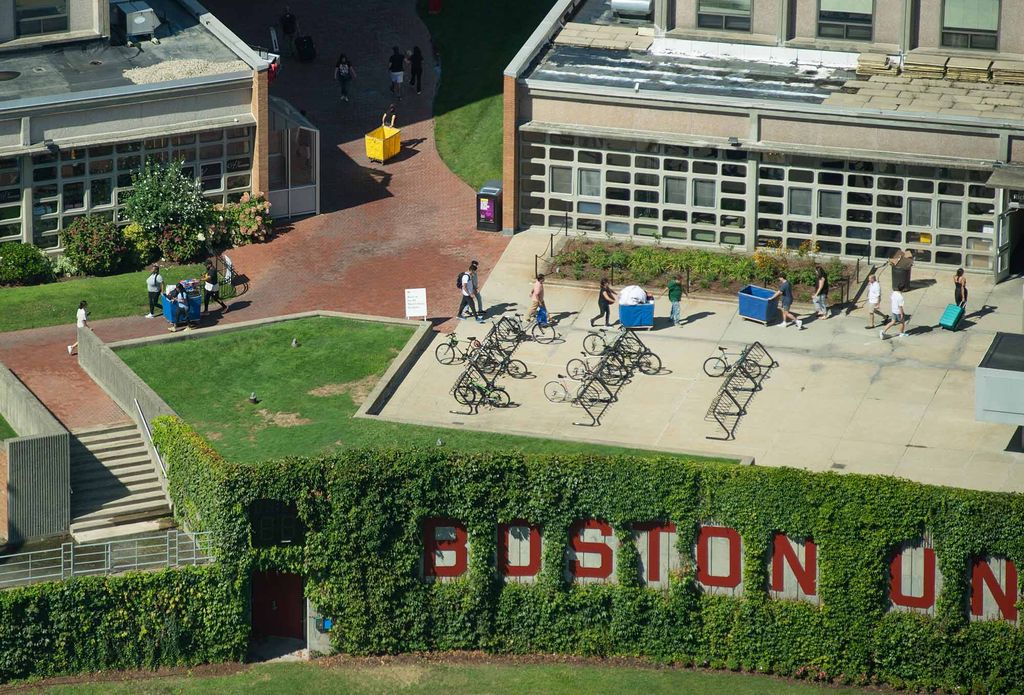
[610,0,653,17]
[114,1,162,42]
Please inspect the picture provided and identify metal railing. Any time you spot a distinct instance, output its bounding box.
[0,530,213,590]
[534,209,571,279]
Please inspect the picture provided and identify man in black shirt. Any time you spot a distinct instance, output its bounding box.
[280,6,297,56]
[388,46,406,99]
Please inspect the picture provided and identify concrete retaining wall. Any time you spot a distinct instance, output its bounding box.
[77,327,175,422]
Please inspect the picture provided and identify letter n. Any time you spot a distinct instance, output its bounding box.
[971,557,1018,623]
[770,534,817,598]
[423,518,468,579]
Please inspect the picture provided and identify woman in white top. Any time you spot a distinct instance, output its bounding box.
[67,301,88,356]
[864,273,885,329]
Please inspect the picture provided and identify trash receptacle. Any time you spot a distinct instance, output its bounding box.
[890,250,914,291]
[476,180,502,232]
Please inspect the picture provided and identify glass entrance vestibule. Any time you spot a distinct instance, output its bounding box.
[518,129,1002,273]
[268,97,320,219]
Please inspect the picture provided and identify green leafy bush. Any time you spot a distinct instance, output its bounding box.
[0,242,53,286]
[123,221,160,264]
[122,161,211,262]
[151,416,1024,692]
[59,216,128,276]
[210,192,273,247]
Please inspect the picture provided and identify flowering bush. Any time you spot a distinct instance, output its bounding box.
[59,216,128,276]
[211,192,272,247]
[158,224,206,264]
[122,160,212,262]
[0,242,54,286]
[123,221,160,264]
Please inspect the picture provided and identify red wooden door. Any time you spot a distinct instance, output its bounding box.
[251,571,304,640]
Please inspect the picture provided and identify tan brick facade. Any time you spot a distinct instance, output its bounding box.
[251,69,270,195]
[502,74,518,233]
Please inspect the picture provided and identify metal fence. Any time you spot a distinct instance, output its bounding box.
[0,530,213,590]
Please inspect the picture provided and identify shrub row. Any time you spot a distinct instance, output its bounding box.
[152,416,1024,692]
[0,565,247,683]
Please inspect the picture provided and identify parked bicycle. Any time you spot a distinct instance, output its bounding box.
[582,327,662,375]
[702,346,763,379]
[565,351,631,386]
[453,375,511,409]
[495,313,558,347]
[543,374,582,403]
[435,333,483,365]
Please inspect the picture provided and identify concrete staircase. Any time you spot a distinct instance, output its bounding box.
[69,424,173,540]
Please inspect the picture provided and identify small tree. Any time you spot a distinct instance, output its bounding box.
[59,216,128,276]
[122,160,211,262]
[0,242,54,286]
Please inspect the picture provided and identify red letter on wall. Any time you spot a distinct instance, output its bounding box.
[971,557,1018,622]
[498,522,542,578]
[696,525,742,588]
[770,534,817,596]
[423,518,467,579]
[889,547,937,610]
[634,521,676,583]
[570,519,613,580]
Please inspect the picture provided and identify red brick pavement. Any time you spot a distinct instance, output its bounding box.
[0,0,508,430]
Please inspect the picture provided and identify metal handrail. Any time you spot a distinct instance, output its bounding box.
[135,398,167,479]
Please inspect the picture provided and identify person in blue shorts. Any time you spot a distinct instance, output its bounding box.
[769,273,803,329]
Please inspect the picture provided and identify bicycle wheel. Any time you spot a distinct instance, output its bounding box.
[603,357,630,386]
[544,381,569,403]
[453,386,475,405]
[532,322,556,344]
[435,343,459,365]
[737,360,763,379]
[703,356,728,378]
[583,332,607,356]
[506,359,529,379]
[488,387,511,408]
[566,358,589,381]
[637,351,662,376]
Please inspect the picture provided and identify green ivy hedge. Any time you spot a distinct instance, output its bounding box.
[152,416,1024,692]
[0,565,247,682]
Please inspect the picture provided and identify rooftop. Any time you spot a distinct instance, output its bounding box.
[0,0,250,106]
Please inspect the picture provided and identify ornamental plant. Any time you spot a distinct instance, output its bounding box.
[59,215,128,276]
[211,192,272,247]
[122,160,211,262]
[0,242,54,285]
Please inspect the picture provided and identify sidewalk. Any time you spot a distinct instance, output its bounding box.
[0,0,507,431]
[382,232,1024,493]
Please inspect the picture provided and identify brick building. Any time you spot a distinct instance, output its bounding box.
[504,0,1024,278]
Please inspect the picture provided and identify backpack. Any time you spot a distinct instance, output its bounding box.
[456,272,465,289]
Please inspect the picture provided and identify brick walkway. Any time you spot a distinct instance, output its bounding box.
[0,0,508,430]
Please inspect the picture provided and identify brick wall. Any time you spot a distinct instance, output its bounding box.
[502,75,518,233]
[251,69,270,195]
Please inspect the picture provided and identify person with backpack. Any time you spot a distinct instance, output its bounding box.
[334,54,357,102]
[144,264,163,318]
[456,265,482,322]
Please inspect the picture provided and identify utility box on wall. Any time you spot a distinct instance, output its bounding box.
[476,180,502,232]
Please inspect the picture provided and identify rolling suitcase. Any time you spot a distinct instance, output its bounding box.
[939,303,964,331]
[295,35,316,62]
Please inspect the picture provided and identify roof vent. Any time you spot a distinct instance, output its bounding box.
[112,1,162,44]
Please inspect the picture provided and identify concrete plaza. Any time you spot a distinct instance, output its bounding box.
[383,231,1024,493]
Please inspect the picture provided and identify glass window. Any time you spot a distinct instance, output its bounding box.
[819,191,842,219]
[578,169,600,197]
[818,0,873,40]
[665,177,687,205]
[634,173,659,187]
[578,151,601,164]
[693,180,716,208]
[938,201,962,229]
[789,188,812,216]
[90,179,112,206]
[606,171,630,184]
[15,0,68,36]
[942,0,999,49]
[549,166,571,194]
[908,198,931,227]
[697,0,752,31]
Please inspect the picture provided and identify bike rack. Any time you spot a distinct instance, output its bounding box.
[705,341,776,441]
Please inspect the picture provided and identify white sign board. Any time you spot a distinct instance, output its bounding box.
[405,288,427,320]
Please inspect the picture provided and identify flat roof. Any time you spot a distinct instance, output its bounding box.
[0,0,249,105]
[979,332,1024,373]
[529,44,853,105]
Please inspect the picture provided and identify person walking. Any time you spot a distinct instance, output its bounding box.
[456,266,481,322]
[590,278,616,327]
[954,267,968,311]
[864,273,885,329]
[203,260,228,314]
[334,54,357,102]
[813,266,830,319]
[144,264,163,318]
[770,273,802,329]
[409,46,424,95]
[667,274,684,325]
[67,301,88,355]
[469,260,484,319]
[880,288,907,340]
[279,6,298,57]
[387,46,405,99]
[528,274,545,321]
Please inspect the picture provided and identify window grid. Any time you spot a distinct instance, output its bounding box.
[817,0,873,41]
[0,159,22,243]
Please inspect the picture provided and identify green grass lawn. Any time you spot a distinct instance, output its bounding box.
[419,0,554,189]
[0,265,203,333]
[0,412,15,441]
[117,317,719,463]
[40,661,872,694]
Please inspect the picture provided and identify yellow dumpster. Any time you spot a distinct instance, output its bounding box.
[365,125,401,163]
